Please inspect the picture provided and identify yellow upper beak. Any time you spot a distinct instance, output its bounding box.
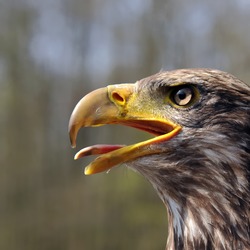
[68,84,181,175]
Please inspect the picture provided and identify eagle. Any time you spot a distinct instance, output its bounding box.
[68,69,250,250]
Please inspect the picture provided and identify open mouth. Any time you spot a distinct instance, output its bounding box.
[68,85,182,175]
[74,119,175,159]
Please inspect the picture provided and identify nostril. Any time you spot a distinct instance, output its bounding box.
[111,92,125,105]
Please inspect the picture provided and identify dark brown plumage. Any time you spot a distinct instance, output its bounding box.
[69,69,250,250]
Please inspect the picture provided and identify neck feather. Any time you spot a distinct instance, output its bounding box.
[132,148,250,250]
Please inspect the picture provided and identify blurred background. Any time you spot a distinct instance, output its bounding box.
[1,0,250,249]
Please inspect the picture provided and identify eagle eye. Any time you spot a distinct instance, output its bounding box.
[169,85,197,107]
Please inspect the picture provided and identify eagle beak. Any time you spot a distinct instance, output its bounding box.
[68,84,181,175]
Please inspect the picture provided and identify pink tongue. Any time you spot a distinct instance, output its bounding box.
[74,144,125,160]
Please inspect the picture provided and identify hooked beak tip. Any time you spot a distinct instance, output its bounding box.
[69,123,78,148]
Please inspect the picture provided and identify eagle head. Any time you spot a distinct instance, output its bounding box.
[69,69,250,250]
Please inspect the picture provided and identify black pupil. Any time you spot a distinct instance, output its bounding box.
[177,89,187,100]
